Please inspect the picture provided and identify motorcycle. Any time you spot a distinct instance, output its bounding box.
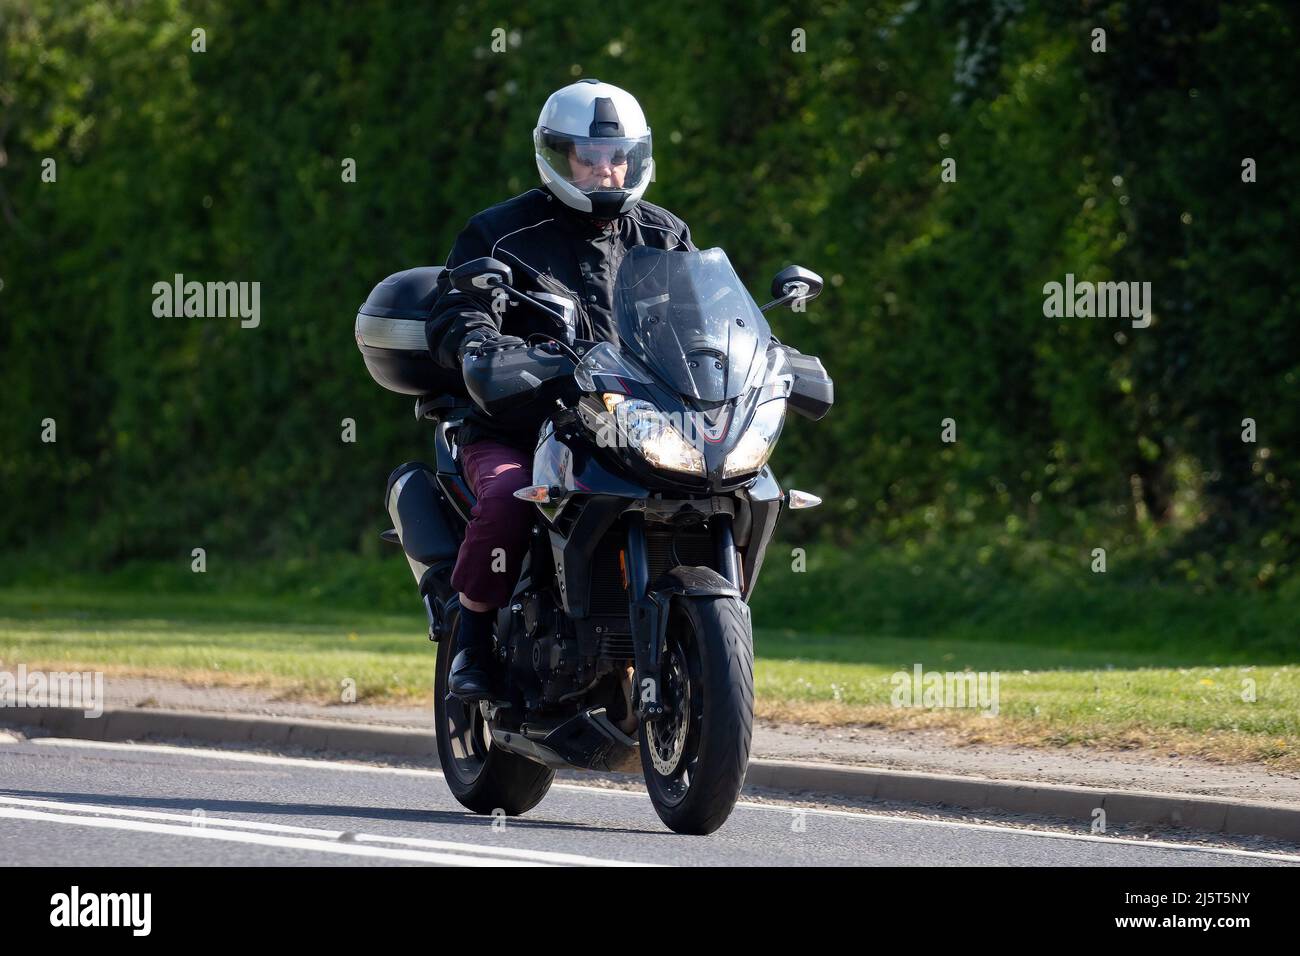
[355,246,833,834]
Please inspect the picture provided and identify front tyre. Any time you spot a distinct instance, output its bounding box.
[639,594,754,835]
[434,604,554,816]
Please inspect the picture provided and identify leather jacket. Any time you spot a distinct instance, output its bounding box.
[426,188,695,449]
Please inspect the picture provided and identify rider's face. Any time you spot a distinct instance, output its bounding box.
[567,144,628,190]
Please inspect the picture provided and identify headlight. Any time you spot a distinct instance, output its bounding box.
[598,394,705,476]
[723,398,786,477]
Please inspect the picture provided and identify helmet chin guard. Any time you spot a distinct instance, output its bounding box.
[533,79,653,218]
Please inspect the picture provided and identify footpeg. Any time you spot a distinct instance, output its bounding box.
[478,699,512,720]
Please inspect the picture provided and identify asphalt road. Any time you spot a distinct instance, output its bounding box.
[1,735,1296,867]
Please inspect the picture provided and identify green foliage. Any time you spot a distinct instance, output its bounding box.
[1,1,1296,585]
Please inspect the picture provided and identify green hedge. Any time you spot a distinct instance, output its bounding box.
[1,1,1295,586]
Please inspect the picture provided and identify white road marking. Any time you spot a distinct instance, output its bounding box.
[0,805,541,866]
[21,737,1300,863]
[0,795,652,867]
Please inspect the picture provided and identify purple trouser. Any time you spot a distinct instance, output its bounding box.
[450,440,535,609]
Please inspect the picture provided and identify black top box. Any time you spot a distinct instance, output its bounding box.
[355,266,463,397]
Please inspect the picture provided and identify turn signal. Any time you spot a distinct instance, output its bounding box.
[513,485,556,504]
[786,489,822,509]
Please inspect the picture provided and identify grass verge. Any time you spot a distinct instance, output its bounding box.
[1,558,1296,770]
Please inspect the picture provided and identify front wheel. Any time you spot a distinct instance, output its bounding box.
[639,594,754,835]
[434,604,554,816]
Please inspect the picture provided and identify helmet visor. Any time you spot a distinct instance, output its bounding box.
[536,129,653,195]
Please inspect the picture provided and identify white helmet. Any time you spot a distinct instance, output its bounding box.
[533,79,654,219]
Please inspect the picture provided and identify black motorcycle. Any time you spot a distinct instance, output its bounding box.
[355,246,832,834]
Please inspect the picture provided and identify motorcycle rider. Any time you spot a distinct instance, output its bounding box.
[426,79,695,700]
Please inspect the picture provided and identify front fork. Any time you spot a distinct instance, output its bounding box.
[625,511,742,721]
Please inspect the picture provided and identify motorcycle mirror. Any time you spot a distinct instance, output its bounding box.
[770,265,823,303]
[760,265,824,312]
[450,257,514,294]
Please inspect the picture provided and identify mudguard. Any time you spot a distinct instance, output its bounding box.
[648,565,742,600]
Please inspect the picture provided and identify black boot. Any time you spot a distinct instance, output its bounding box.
[448,602,494,701]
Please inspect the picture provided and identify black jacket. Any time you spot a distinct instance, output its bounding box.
[426,188,695,449]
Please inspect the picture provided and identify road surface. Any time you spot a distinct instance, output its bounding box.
[1,735,1295,867]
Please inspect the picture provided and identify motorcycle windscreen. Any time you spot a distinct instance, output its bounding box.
[612,247,771,403]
